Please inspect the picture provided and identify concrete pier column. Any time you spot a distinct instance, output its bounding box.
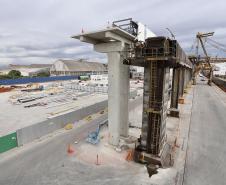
[141,62,169,155]
[179,68,184,97]
[192,65,197,85]
[170,68,180,109]
[184,69,188,88]
[107,51,129,145]
[94,42,129,146]
[72,27,135,146]
[182,68,185,95]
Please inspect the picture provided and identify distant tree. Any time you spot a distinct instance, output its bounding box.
[0,75,11,80]
[36,71,50,77]
[8,70,22,79]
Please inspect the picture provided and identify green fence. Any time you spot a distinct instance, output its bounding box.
[0,132,18,153]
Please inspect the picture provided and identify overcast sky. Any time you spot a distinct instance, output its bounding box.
[0,0,225,67]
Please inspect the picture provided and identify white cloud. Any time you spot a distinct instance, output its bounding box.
[0,0,225,67]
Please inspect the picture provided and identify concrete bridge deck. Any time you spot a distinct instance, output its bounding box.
[183,79,226,185]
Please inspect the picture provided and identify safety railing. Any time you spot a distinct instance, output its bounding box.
[134,47,177,58]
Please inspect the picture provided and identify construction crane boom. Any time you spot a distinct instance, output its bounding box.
[196,32,214,85]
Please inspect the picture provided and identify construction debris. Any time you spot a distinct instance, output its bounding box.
[178,97,185,104]
[17,95,45,103]
[0,87,13,93]
[24,102,47,108]
[125,149,134,161]
[21,85,44,92]
[64,123,73,130]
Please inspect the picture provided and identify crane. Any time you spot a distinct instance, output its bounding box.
[196,32,214,85]
[190,32,226,85]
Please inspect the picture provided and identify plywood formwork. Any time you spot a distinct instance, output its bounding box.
[141,61,169,155]
[124,36,192,162]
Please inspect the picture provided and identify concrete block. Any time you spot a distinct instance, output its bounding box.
[17,100,107,146]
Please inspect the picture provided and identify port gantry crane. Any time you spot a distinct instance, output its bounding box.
[197,32,215,85]
[189,32,226,85]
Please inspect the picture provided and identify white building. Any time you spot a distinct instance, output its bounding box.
[214,63,226,76]
[50,59,107,76]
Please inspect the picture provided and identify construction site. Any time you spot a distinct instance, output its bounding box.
[0,3,226,184]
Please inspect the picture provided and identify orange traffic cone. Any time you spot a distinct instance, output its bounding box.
[67,144,74,154]
[125,150,134,161]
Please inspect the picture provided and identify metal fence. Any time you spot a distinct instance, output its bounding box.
[0,76,78,85]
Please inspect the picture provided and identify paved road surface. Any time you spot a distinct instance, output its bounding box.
[0,97,143,185]
[0,113,107,185]
[183,80,226,185]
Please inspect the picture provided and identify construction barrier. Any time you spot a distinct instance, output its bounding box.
[0,94,141,153]
[0,76,78,85]
[0,132,18,153]
[16,100,108,146]
[213,77,226,92]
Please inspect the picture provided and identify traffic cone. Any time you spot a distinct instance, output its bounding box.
[67,144,74,154]
[125,150,134,161]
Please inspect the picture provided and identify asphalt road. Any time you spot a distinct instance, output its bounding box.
[0,114,107,185]
[0,97,143,185]
[183,79,226,185]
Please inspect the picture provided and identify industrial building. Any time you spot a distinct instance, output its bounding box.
[50,59,107,76]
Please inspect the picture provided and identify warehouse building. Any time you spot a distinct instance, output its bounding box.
[50,59,107,76]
